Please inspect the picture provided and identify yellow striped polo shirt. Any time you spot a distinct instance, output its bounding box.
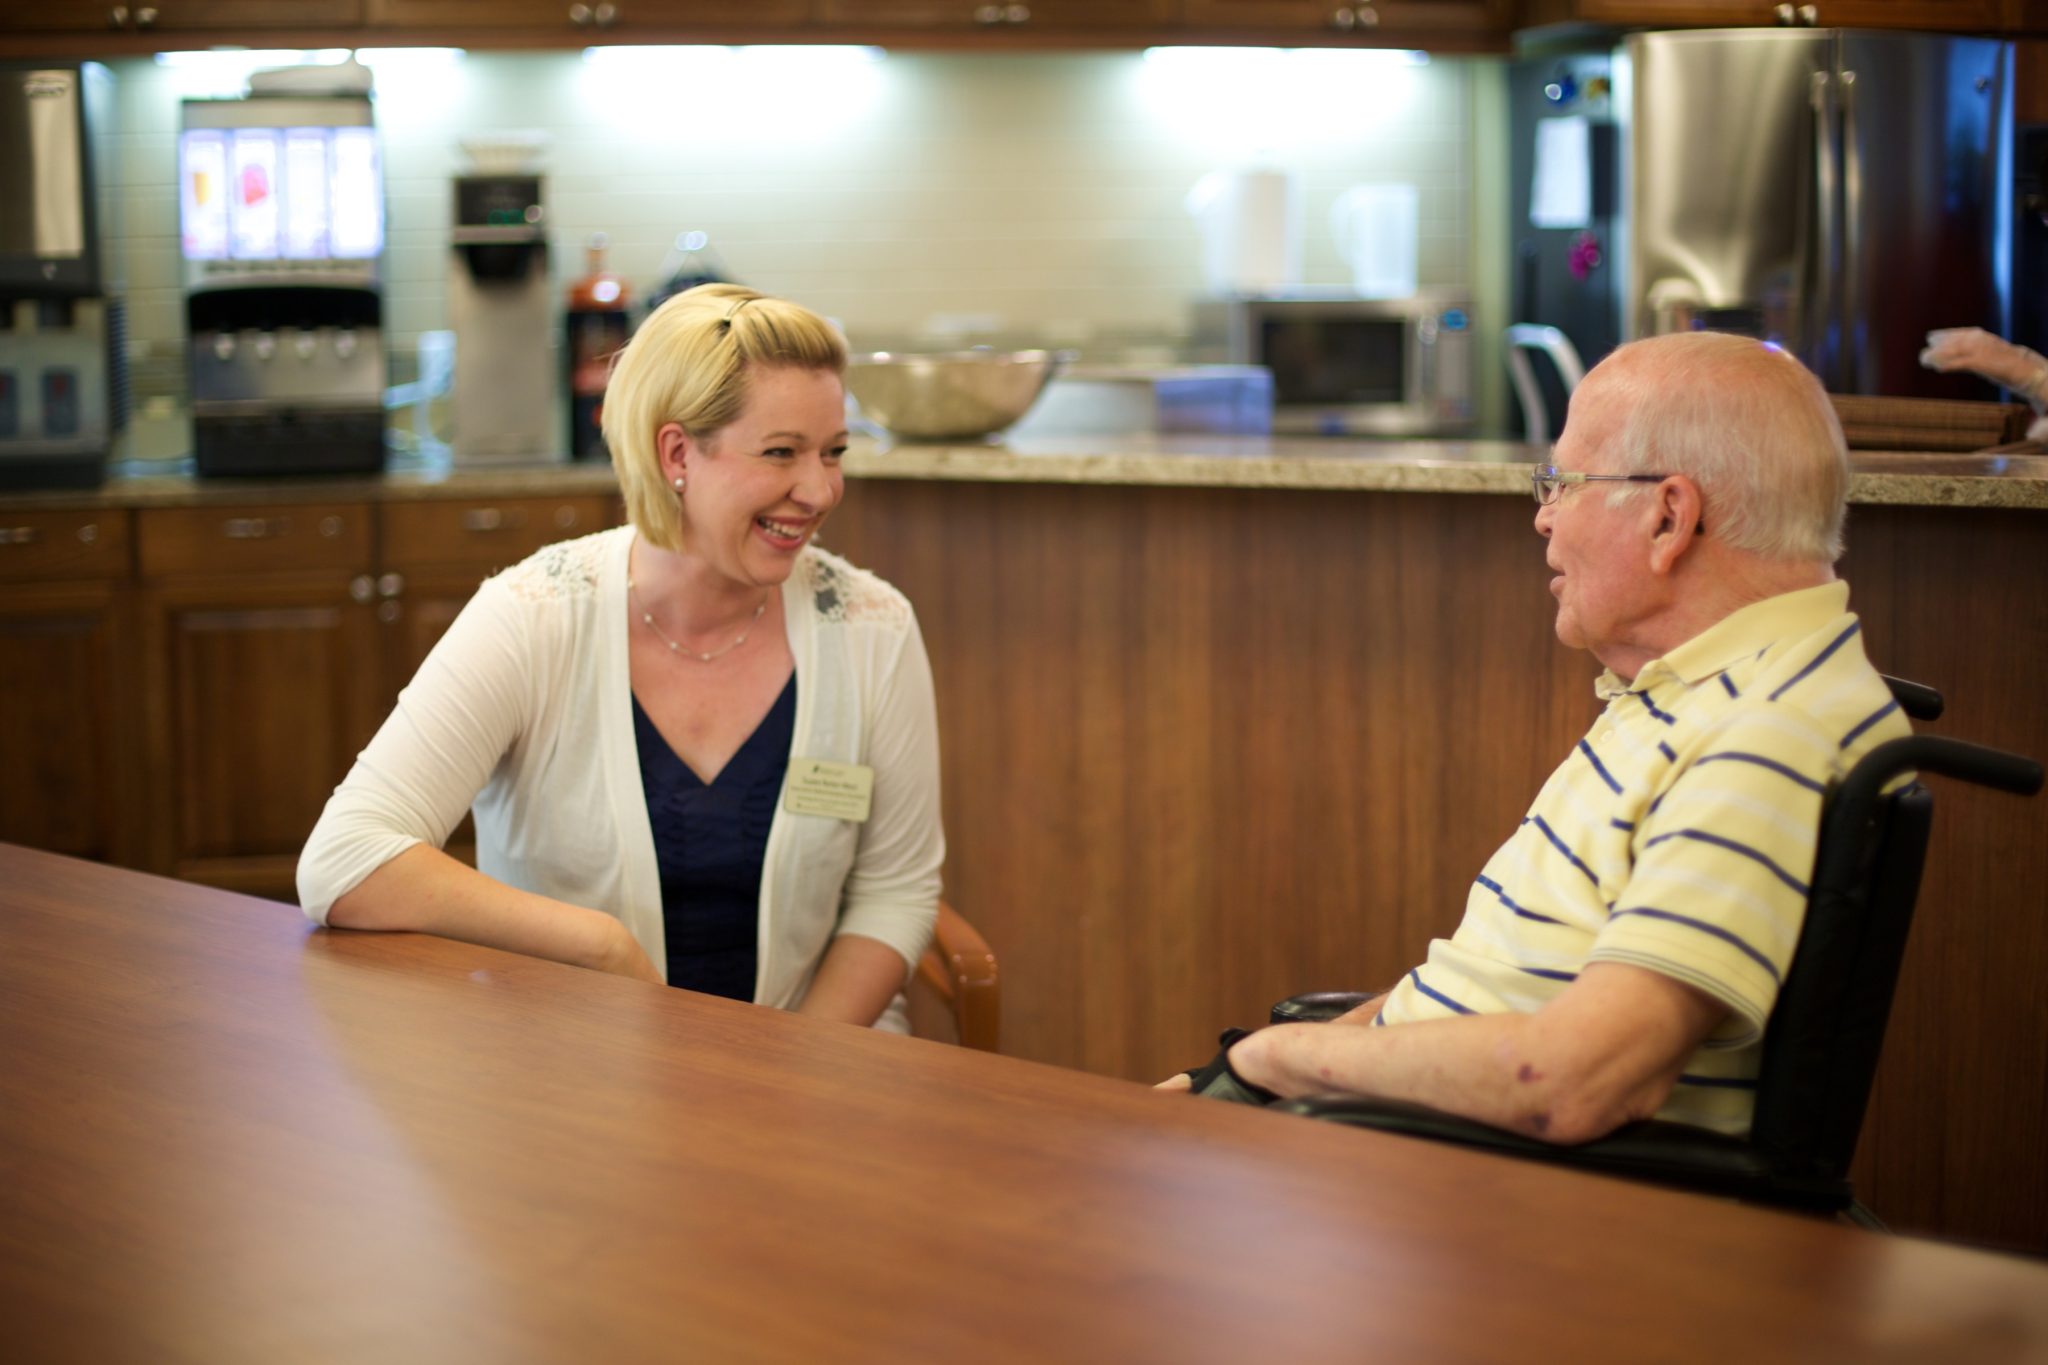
[1376,581,1912,1136]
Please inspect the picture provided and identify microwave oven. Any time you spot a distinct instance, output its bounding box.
[1192,292,1475,437]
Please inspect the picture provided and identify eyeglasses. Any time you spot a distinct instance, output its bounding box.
[1530,463,1675,506]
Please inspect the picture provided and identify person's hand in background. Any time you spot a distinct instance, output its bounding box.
[1921,327,2048,408]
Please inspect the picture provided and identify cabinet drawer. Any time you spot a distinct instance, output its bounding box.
[381,495,610,570]
[138,504,373,578]
[0,509,132,582]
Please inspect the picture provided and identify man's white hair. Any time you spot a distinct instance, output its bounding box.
[1588,332,1850,563]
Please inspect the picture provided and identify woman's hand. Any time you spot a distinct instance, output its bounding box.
[1921,327,2048,404]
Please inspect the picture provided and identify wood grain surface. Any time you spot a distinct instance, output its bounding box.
[821,478,2048,1256]
[5,845,2047,1364]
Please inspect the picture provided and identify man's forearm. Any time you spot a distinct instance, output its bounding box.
[1226,964,1724,1145]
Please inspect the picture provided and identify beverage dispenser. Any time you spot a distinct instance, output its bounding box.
[0,62,127,491]
[449,171,553,466]
[178,92,387,476]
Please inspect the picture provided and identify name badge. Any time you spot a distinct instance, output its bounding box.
[783,759,874,822]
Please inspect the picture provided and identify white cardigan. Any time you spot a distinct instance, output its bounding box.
[297,527,944,1030]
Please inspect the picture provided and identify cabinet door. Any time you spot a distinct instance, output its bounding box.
[0,509,137,866]
[141,575,383,899]
[365,0,809,32]
[0,581,133,865]
[0,0,362,32]
[137,503,378,900]
[1564,1,2001,26]
[1179,0,1506,36]
[811,0,1171,28]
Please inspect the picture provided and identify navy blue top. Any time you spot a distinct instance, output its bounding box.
[631,674,796,1001]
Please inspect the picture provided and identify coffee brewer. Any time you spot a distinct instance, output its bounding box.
[179,91,387,476]
[0,62,128,491]
[449,172,554,465]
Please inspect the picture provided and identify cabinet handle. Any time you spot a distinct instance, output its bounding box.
[1330,6,1355,28]
[319,515,343,538]
[134,4,156,25]
[0,526,39,546]
[377,572,406,599]
[222,516,289,540]
[1004,3,1029,20]
[376,601,402,625]
[349,575,375,604]
[108,5,129,26]
[78,523,98,544]
[1797,3,1817,21]
[973,3,1003,22]
[553,505,580,530]
[568,2,591,23]
[593,1,617,24]
[462,507,528,532]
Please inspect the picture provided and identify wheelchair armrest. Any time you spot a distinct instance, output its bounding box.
[1273,1094,1847,1207]
[1270,991,1377,1025]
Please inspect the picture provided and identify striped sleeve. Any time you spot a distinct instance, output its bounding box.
[1586,705,1837,1045]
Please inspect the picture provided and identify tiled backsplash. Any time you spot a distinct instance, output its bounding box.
[105,46,1504,438]
[111,48,1485,346]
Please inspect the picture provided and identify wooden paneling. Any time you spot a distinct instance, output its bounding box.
[824,477,2048,1256]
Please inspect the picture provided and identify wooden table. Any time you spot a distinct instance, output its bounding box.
[4,846,2046,1363]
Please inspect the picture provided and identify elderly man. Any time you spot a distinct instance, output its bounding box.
[1165,331,1911,1143]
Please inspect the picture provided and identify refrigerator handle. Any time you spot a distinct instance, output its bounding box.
[1810,69,1841,390]
[1839,69,1863,391]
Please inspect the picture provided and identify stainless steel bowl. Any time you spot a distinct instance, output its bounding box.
[846,350,1067,442]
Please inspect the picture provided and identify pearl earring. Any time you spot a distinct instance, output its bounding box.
[672,476,685,491]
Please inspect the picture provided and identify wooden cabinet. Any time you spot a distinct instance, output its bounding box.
[1179,0,1510,38]
[126,493,614,900]
[0,0,361,33]
[1524,0,2006,29]
[364,0,808,35]
[135,502,382,899]
[0,487,620,904]
[0,508,137,867]
[810,0,1173,30]
[377,493,610,693]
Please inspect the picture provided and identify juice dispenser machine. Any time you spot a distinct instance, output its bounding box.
[178,91,387,476]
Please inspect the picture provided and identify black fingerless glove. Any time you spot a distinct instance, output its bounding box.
[1182,1027,1278,1106]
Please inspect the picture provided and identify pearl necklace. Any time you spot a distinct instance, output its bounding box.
[628,578,767,663]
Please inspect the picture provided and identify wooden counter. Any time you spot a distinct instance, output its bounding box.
[5,442,2045,1255]
[8,845,2048,1363]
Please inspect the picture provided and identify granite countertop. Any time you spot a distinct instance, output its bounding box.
[9,436,2048,511]
[841,435,2048,510]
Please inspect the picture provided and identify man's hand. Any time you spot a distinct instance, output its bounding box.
[1921,327,2048,404]
[1158,1029,1278,1106]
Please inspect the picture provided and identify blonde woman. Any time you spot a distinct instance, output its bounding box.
[299,285,943,1031]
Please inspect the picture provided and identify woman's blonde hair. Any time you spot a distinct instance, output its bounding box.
[603,283,847,552]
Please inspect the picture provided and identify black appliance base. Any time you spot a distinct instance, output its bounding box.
[193,410,387,478]
[0,450,108,491]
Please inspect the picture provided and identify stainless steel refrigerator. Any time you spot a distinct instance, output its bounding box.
[1620,27,2010,398]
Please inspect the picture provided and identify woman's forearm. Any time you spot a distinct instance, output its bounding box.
[796,932,911,1027]
[326,844,662,983]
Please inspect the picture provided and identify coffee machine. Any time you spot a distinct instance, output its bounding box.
[0,62,127,490]
[179,92,387,476]
[449,171,554,465]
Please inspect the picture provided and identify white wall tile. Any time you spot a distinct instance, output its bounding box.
[105,48,1480,367]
